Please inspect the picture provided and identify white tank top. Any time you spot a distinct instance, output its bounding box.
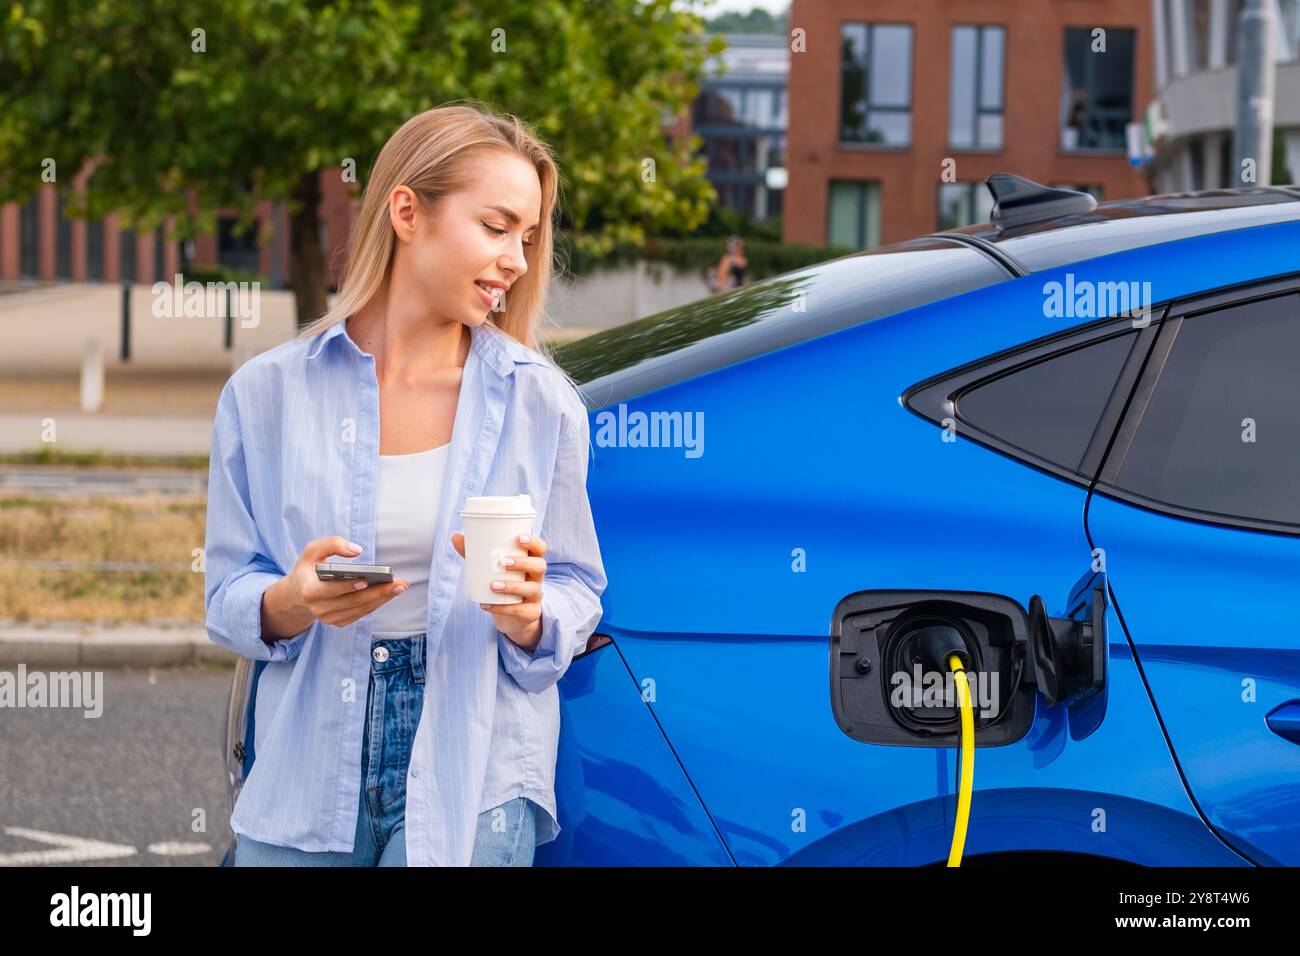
[369,443,451,636]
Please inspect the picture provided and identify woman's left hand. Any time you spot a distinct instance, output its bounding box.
[451,532,547,653]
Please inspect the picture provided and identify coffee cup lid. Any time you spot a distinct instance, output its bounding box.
[460,493,536,517]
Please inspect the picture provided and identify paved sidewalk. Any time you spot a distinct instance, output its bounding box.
[0,283,296,373]
[0,282,613,374]
[0,412,216,456]
[0,620,235,668]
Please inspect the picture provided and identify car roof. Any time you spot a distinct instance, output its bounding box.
[556,237,1007,408]
[936,186,1300,274]
[555,186,1300,408]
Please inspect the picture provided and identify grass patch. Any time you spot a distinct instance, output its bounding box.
[0,493,208,623]
[0,448,209,470]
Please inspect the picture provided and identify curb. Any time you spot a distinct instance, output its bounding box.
[0,622,237,668]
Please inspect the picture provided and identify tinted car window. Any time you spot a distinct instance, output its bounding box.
[956,330,1136,472]
[1114,293,1300,526]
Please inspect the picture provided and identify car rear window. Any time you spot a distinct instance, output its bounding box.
[956,330,1139,472]
[1113,292,1300,528]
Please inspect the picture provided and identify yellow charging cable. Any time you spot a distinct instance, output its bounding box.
[947,653,975,867]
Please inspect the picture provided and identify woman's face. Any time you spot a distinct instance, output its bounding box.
[393,149,542,327]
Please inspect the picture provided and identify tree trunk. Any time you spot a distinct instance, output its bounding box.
[288,170,329,329]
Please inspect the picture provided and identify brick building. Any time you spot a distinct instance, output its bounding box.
[0,170,355,289]
[784,0,1155,248]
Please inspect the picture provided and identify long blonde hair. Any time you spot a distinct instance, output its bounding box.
[298,101,570,376]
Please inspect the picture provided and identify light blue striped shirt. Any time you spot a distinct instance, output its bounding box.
[203,318,607,864]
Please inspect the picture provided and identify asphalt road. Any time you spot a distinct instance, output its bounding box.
[0,665,235,866]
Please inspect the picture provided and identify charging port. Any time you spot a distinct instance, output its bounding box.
[830,591,1032,748]
[830,577,1108,748]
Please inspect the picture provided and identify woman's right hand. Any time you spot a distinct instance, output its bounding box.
[262,536,409,639]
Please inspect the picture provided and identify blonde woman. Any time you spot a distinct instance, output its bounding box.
[204,103,607,866]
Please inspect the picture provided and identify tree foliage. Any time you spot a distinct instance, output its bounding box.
[0,0,723,320]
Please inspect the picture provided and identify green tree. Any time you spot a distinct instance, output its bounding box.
[704,6,788,36]
[0,0,723,326]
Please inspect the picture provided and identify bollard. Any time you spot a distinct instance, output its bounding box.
[81,340,105,413]
[120,278,131,362]
[224,285,233,350]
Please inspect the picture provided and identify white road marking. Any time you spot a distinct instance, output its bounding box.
[0,826,137,865]
[147,841,211,856]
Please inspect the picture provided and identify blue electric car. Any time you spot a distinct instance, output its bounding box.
[221,176,1300,866]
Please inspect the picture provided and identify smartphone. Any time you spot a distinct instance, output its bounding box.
[316,562,394,584]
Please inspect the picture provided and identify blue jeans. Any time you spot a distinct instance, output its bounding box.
[234,634,539,866]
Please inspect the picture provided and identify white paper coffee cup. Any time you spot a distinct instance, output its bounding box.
[460,494,537,604]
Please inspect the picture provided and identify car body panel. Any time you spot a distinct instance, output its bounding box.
[534,642,734,866]
[1088,494,1300,866]
[574,217,1300,865]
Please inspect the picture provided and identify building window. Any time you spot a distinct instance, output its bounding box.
[766,186,783,221]
[700,86,742,125]
[218,217,261,274]
[56,191,72,280]
[1189,137,1206,189]
[1282,0,1300,60]
[706,136,757,174]
[82,174,105,281]
[154,227,167,282]
[19,193,39,278]
[87,219,104,281]
[742,88,773,127]
[717,182,760,219]
[1219,0,1253,66]
[840,23,913,146]
[950,25,1005,148]
[1060,27,1134,151]
[119,227,136,284]
[1189,0,1211,71]
[694,84,785,131]
[828,180,881,248]
[766,133,787,170]
[937,182,994,230]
